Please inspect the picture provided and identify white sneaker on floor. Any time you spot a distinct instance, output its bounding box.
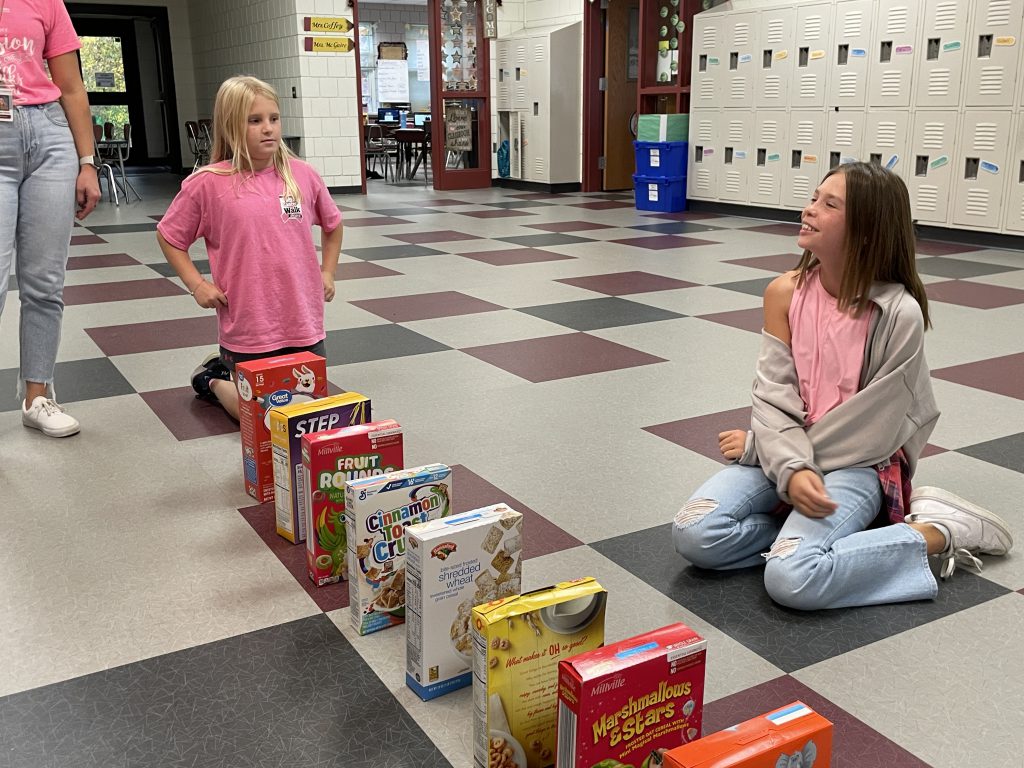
[22,396,81,438]
[906,486,1013,579]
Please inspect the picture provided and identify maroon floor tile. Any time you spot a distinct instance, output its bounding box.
[509,192,568,200]
[70,234,107,246]
[526,220,614,233]
[424,198,472,206]
[148,214,163,221]
[66,253,140,270]
[611,235,719,250]
[740,222,802,237]
[924,280,1024,309]
[63,278,186,306]
[139,386,239,441]
[460,248,575,266]
[932,353,1024,400]
[699,307,765,334]
[572,200,635,210]
[350,290,505,322]
[556,271,698,295]
[725,253,803,273]
[238,501,347,613]
[704,676,931,768]
[389,230,482,244]
[86,315,219,355]
[342,216,412,227]
[336,262,402,280]
[915,239,983,256]
[451,465,582,559]
[644,407,752,463]
[642,211,725,221]
[462,332,666,383]
[920,443,949,459]
[459,209,537,218]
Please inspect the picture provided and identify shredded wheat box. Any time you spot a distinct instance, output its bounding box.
[269,393,371,544]
[345,464,453,635]
[406,503,523,701]
[473,578,607,768]
[556,623,707,768]
[661,702,832,768]
[301,419,404,586]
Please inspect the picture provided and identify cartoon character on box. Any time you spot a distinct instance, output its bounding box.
[237,364,320,429]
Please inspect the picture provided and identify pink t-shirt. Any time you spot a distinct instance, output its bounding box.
[0,0,80,105]
[788,268,874,425]
[157,160,343,353]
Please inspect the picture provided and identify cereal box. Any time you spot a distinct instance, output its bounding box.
[301,419,404,587]
[556,623,707,768]
[236,352,328,502]
[345,464,453,636]
[473,577,607,768]
[661,702,832,768]
[269,393,371,544]
[406,503,523,701]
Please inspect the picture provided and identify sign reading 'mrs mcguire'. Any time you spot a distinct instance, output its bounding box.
[304,36,355,53]
[303,16,353,33]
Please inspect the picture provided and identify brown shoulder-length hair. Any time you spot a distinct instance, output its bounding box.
[794,161,931,329]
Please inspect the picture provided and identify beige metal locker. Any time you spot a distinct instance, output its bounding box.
[865,110,911,178]
[1002,113,1024,231]
[724,12,756,108]
[720,113,753,202]
[964,0,1023,107]
[495,41,512,109]
[511,38,529,111]
[826,109,866,169]
[829,0,874,107]
[953,110,1013,229]
[748,110,789,206]
[692,13,723,111]
[908,110,959,225]
[793,3,833,108]
[784,111,827,209]
[756,5,796,109]
[915,0,969,107]
[688,111,720,201]
[869,0,921,107]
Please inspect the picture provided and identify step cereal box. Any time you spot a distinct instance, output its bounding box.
[472,578,607,768]
[405,503,523,701]
[301,419,404,587]
[556,623,707,768]
[269,393,371,544]
[661,702,832,768]
[345,464,453,636]
[236,351,328,502]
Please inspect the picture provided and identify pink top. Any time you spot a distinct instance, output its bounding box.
[788,268,874,425]
[157,160,343,354]
[0,0,81,105]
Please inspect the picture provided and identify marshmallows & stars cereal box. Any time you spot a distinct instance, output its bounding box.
[556,623,707,768]
[406,503,523,701]
[345,464,453,636]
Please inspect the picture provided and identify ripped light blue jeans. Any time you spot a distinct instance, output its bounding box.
[673,464,938,610]
[0,103,78,397]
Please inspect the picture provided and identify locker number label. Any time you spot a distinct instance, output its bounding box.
[980,161,1000,175]
[851,48,867,57]
[994,36,1016,47]
[942,41,962,52]
[804,154,818,164]
[774,50,789,60]
[809,50,825,60]
[738,53,752,64]
[767,153,780,163]
[929,156,949,170]
[895,45,913,55]
[734,150,748,160]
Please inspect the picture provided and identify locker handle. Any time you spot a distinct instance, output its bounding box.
[965,157,980,180]
[916,155,929,177]
[792,150,802,169]
[798,47,809,67]
[763,49,773,68]
[730,51,739,70]
[699,54,708,72]
[978,35,993,58]
[695,145,704,162]
[829,152,841,170]
[927,38,941,61]
[870,153,882,166]
[757,148,767,166]
[880,41,892,63]
[1019,160,1024,184]
[515,67,522,81]
[725,147,734,164]
[837,44,849,65]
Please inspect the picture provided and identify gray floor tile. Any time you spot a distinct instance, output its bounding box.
[916,256,1020,279]
[84,222,159,234]
[498,233,593,247]
[148,259,210,278]
[957,432,1024,474]
[323,323,450,364]
[345,244,447,260]
[714,276,777,297]
[517,296,686,331]
[0,357,136,411]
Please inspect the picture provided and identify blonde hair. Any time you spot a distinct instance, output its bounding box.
[200,75,301,202]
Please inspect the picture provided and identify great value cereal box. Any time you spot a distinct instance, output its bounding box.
[345,464,453,636]
[556,623,707,768]
[473,577,607,768]
[236,352,327,502]
[301,419,404,587]
[269,393,370,544]
[661,702,832,768]
[406,503,523,701]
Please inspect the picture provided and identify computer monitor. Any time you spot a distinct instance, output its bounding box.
[413,113,429,127]
[377,108,400,123]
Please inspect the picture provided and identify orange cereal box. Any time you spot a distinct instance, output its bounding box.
[661,702,832,768]
[556,623,706,768]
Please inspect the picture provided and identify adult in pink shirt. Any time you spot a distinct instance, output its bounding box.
[157,76,342,421]
[0,0,101,438]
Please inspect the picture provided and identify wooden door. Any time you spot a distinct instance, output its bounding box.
[603,0,639,190]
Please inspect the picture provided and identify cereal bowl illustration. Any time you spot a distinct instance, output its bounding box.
[236,372,253,402]
[371,567,407,616]
[489,730,526,768]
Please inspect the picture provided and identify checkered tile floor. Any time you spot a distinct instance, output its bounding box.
[2,175,1022,768]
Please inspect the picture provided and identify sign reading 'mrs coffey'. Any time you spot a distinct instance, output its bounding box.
[303,16,353,33]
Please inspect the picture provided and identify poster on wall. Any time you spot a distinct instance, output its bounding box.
[377,59,410,102]
[445,105,473,152]
[416,40,430,81]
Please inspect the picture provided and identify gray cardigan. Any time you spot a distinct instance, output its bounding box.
[738,281,940,502]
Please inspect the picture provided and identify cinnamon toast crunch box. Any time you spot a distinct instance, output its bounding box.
[236,352,328,502]
[661,702,832,768]
[557,623,707,768]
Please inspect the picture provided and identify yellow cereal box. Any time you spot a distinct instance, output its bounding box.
[472,577,607,768]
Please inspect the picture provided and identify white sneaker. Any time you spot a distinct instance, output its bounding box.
[22,396,81,438]
[905,486,1013,579]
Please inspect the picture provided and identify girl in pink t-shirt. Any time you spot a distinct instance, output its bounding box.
[157,76,342,421]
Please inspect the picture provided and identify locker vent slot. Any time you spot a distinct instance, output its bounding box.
[792,150,803,168]
[792,176,810,200]
[965,189,989,217]
[973,124,998,152]
[928,69,951,96]
[734,23,751,47]
[534,158,545,176]
[922,123,946,149]
[702,27,716,49]
[725,170,741,194]
[796,120,815,144]
[533,44,545,62]
[881,70,902,97]
[760,121,780,143]
[731,77,748,100]
[695,169,712,192]
[986,0,1011,26]
[842,11,864,38]
[934,2,957,30]
[839,72,859,97]
[886,6,909,35]
[917,186,939,211]
[764,76,781,99]
[876,122,897,147]
[697,121,714,141]
[978,66,1005,96]
[700,80,715,100]
[804,14,823,39]
[756,173,775,197]
[767,19,785,44]
[835,121,855,145]
[764,49,774,68]
[728,121,745,141]
[916,155,929,176]
[927,38,941,60]
[800,74,817,98]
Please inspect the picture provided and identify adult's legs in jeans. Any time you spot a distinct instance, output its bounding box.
[0,118,23,373]
[673,464,785,569]
[763,467,938,610]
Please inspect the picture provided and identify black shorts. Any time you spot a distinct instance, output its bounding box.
[219,339,327,374]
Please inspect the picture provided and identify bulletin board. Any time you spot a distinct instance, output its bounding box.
[377,59,411,102]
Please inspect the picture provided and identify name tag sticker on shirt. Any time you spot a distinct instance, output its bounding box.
[279,195,303,221]
[0,87,13,122]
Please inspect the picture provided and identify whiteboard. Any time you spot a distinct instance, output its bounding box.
[376,59,410,102]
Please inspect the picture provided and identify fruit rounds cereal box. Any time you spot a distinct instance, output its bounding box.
[661,702,832,768]
[301,419,404,587]
[406,503,523,701]
[345,464,453,636]
[473,578,607,768]
[556,623,707,768]
[236,352,328,502]
[270,393,371,544]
